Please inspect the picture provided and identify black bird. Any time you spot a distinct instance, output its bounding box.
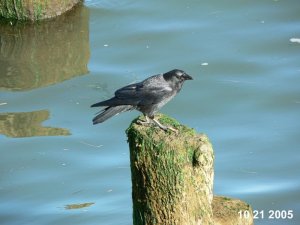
[91,69,193,131]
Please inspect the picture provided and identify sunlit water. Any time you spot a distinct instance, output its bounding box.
[1,1,300,225]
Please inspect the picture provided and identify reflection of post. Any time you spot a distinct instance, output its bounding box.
[0,110,70,138]
[0,0,82,21]
[0,4,89,91]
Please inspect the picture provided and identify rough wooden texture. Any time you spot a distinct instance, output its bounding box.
[126,114,254,225]
[127,114,215,225]
[213,196,254,225]
[0,0,82,21]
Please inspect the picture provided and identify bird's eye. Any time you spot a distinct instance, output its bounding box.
[175,72,183,79]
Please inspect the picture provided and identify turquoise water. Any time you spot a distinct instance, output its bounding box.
[1,0,300,224]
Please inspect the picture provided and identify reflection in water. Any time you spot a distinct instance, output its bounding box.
[0,3,90,91]
[0,110,70,138]
[64,202,95,210]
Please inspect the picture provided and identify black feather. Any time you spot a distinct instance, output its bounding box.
[92,105,133,124]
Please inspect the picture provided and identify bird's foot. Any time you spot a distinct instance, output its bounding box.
[152,118,178,133]
[136,116,178,133]
[136,116,153,126]
[136,119,152,126]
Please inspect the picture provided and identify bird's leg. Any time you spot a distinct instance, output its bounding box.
[137,115,178,133]
[136,115,153,126]
[152,118,178,133]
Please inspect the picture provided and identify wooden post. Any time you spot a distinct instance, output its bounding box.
[126,114,254,225]
[0,0,82,21]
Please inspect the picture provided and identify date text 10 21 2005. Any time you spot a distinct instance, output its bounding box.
[238,210,294,220]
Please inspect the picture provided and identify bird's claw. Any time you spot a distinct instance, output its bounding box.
[166,126,178,133]
[136,119,152,126]
[136,117,178,134]
[152,118,178,134]
[159,125,178,134]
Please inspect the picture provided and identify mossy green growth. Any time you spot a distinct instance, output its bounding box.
[33,1,44,20]
[126,114,199,166]
[0,0,81,21]
[0,0,45,20]
[126,113,215,225]
[126,113,254,225]
[127,113,196,137]
[0,0,26,20]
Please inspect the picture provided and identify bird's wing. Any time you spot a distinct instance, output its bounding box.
[115,80,172,105]
[115,83,140,97]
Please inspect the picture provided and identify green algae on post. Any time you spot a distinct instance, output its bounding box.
[126,113,254,225]
[0,0,82,21]
[127,113,215,225]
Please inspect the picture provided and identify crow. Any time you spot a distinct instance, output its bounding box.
[91,69,193,131]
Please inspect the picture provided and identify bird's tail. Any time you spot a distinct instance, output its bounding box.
[92,105,133,125]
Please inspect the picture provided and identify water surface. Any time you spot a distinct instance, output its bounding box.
[1,1,300,225]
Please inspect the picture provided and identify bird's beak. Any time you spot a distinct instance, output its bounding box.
[183,73,193,80]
